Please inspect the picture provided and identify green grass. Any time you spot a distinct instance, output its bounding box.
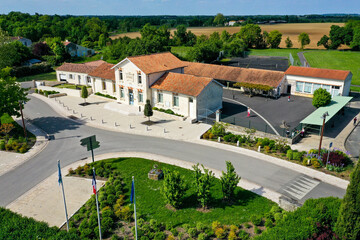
[91,157,275,226]
[55,84,91,89]
[248,48,302,66]
[16,71,57,82]
[71,54,103,64]
[303,50,360,87]
[171,46,194,61]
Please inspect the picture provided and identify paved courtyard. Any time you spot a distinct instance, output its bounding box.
[222,89,316,136]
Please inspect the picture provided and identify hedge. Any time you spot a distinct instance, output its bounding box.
[11,63,53,78]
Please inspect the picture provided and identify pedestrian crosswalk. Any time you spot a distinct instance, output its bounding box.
[281,175,320,200]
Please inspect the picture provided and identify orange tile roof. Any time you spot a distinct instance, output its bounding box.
[285,66,350,81]
[56,60,105,74]
[127,52,187,74]
[151,72,214,97]
[88,63,115,81]
[184,62,285,88]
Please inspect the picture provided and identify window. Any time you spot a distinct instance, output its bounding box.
[189,97,193,103]
[138,73,142,84]
[296,81,304,92]
[304,82,312,93]
[120,87,124,98]
[69,74,73,79]
[322,85,331,93]
[78,75,81,81]
[113,83,116,92]
[119,70,123,80]
[313,84,321,93]
[173,96,179,107]
[158,92,163,103]
[87,77,91,84]
[138,92,143,102]
[102,80,106,90]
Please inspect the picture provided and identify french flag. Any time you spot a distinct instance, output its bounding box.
[92,170,97,195]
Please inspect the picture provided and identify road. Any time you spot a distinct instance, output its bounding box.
[0,96,346,206]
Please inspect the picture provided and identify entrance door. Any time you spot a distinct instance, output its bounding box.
[129,89,134,105]
[59,74,66,81]
[189,98,195,118]
[332,86,340,97]
[287,85,291,94]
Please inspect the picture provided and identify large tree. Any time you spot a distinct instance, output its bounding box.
[213,13,225,26]
[268,30,282,49]
[335,161,360,239]
[317,35,330,49]
[298,32,310,49]
[312,88,331,108]
[238,24,263,49]
[0,67,28,125]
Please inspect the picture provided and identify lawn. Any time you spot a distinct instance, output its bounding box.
[303,50,360,87]
[16,71,57,82]
[75,158,275,226]
[171,46,194,61]
[248,48,302,66]
[55,83,91,89]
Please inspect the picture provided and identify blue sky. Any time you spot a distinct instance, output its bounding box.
[0,0,359,16]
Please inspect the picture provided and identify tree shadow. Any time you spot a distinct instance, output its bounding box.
[28,116,83,134]
[140,119,175,126]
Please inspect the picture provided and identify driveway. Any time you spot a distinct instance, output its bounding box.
[0,96,346,207]
[223,89,316,135]
[345,124,360,158]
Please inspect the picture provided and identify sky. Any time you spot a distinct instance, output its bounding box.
[0,0,359,16]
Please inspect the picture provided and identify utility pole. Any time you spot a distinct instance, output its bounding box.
[318,112,329,157]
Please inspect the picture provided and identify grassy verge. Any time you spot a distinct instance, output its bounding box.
[303,50,360,87]
[248,48,302,66]
[16,71,57,82]
[55,84,91,89]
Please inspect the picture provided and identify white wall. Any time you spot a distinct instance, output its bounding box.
[197,81,223,119]
[286,75,348,97]
[343,72,352,96]
[56,70,90,86]
[152,89,192,117]
[93,78,116,97]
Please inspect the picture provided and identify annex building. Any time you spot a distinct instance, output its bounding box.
[56,52,353,121]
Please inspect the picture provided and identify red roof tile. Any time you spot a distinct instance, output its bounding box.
[184,62,284,88]
[127,52,187,74]
[151,72,214,97]
[88,63,115,81]
[56,60,106,74]
[285,66,350,81]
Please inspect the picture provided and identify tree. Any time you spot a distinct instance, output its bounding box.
[350,27,360,50]
[187,41,220,63]
[335,161,360,239]
[213,13,225,26]
[161,170,188,209]
[298,32,310,49]
[225,38,247,57]
[0,67,28,126]
[220,161,241,201]
[268,30,282,49]
[81,86,88,104]
[32,42,51,57]
[98,34,106,49]
[193,164,215,209]
[317,35,330,49]
[238,24,263,48]
[144,99,153,121]
[285,36,293,48]
[312,88,331,108]
[221,30,231,42]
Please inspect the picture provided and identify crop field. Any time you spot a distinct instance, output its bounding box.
[111,23,346,49]
[304,50,360,87]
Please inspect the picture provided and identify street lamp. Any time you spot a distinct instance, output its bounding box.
[318,111,329,156]
[18,100,27,140]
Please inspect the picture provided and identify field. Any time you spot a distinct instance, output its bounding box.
[112,23,346,49]
[247,49,302,65]
[304,50,360,87]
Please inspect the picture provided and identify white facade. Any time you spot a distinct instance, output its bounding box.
[285,73,352,97]
[56,70,91,86]
[92,77,117,97]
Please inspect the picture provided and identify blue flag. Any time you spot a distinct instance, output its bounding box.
[58,161,62,185]
[130,178,135,203]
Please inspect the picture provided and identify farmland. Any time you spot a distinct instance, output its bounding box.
[111,23,346,49]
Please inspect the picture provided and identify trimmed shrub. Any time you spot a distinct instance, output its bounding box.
[212,221,221,232]
[293,152,303,161]
[202,132,210,139]
[0,140,5,150]
[286,150,293,160]
[311,158,321,168]
[251,215,262,226]
[228,230,237,240]
[208,133,214,139]
[196,222,206,232]
[197,233,207,240]
[154,232,166,240]
[215,228,226,239]
[210,122,226,137]
[265,219,273,228]
[238,230,250,240]
[188,227,198,238]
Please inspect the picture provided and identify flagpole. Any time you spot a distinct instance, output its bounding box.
[133,176,138,240]
[93,167,102,240]
[58,160,69,232]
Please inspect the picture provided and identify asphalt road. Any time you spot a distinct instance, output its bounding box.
[345,124,360,158]
[0,96,346,206]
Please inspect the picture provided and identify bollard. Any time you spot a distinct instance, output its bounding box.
[73,110,75,114]
[129,124,132,129]
[218,137,221,142]
[102,119,104,124]
[163,128,166,133]
[258,146,261,152]
[90,116,93,121]
[114,122,117,127]
[81,113,84,118]
[67,107,69,110]
[237,140,239,147]
[146,126,149,131]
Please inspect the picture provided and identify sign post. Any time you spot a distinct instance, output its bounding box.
[326,142,333,164]
[80,135,100,162]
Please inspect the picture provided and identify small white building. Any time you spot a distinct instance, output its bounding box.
[64,40,95,57]
[88,62,117,97]
[285,66,352,97]
[56,60,105,85]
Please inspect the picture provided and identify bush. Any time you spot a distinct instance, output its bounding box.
[0,140,5,150]
[188,227,198,238]
[254,226,261,234]
[197,233,207,240]
[196,222,206,232]
[244,222,251,229]
[101,216,114,235]
[238,230,250,240]
[11,63,53,78]
[264,219,273,228]
[251,215,262,226]
[223,134,237,143]
[274,212,283,222]
[202,131,210,139]
[154,232,166,240]
[211,122,226,137]
[311,158,321,168]
[215,227,226,239]
[312,88,331,108]
[208,133,214,139]
[212,221,221,232]
[322,151,351,167]
[293,152,303,161]
[264,145,270,153]
[228,230,237,240]
[95,92,117,100]
[286,150,293,160]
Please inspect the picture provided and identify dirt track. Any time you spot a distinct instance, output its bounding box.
[110,23,346,49]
